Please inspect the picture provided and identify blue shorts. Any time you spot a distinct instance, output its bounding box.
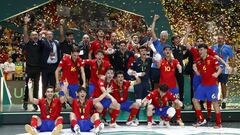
[37,120,55,132]
[218,74,228,84]
[100,98,112,109]
[89,83,95,96]
[60,82,79,99]
[120,100,134,112]
[169,87,179,95]
[71,119,94,132]
[154,106,171,117]
[194,85,219,102]
[193,74,202,91]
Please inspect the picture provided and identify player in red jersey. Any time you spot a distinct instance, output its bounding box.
[25,79,68,135]
[111,71,141,126]
[192,44,222,128]
[55,46,86,98]
[93,68,121,128]
[66,86,111,135]
[89,29,112,62]
[142,84,183,128]
[157,46,184,126]
[84,50,112,96]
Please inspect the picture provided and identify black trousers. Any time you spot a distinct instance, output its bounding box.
[42,63,58,96]
[176,72,184,102]
[23,71,40,102]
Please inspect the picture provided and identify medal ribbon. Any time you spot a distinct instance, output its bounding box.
[79,101,86,116]
[117,82,124,99]
[96,61,103,75]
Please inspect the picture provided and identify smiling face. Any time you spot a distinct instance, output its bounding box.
[106,69,114,80]
[78,90,87,100]
[45,87,54,100]
[163,47,172,58]
[116,73,124,85]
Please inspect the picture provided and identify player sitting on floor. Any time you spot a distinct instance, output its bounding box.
[66,86,112,135]
[142,84,183,128]
[25,79,68,135]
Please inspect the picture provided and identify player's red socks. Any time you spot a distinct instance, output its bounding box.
[71,119,78,127]
[195,109,205,122]
[127,108,139,122]
[176,109,181,120]
[94,119,101,128]
[215,112,221,126]
[147,116,153,122]
[206,101,212,119]
[55,117,63,126]
[31,116,38,128]
[110,109,120,124]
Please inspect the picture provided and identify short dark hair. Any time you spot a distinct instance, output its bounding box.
[77,87,87,93]
[196,36,204,41]
[163,45,172,50]
[138,45,147,50]
[115,70,124,77]
[72,46,80,53]
[119,40,127,45]
[106,67,114,73]
[159,84,169,92]
[171,35,180,43]
[197,44,208,49]
[96,49,104,55]
[66,30,74,36]
[46,85,54,91]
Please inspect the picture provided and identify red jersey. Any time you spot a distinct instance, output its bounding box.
[58,55,83,84]
[111,80,131,103]
[159,58,179,88]
[71,99,94,120]
[146,89,176,108]
[92,79,114,98]
[90,39,110,61]
[84,59,111,84]
[196,55,220,86]
[38,98,62,120]
[190,47,216,62]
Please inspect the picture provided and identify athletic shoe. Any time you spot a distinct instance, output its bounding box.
[23,103,28,111]
[74,125,81,135]
[126,121,138,127]
[152,120,157,125]
[214,124,222,129]
[135,119,139,125]
[102,118,109,126]
[25,124,38,135]
[163,121,170,128]
[176,119,184,126]
[147,122,152,128]
[109,123,121,128]
[192,119,207,127]
[94,123,104,134]
[221,102,226,109]
[51,124,63,135]
[33,104,38,111]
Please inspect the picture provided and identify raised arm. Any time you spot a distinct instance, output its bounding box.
[151,15,160,41]
[55,66,62,87]
[93,86,111,104]
[28,79,39,105]
[59,19,65,42]
[80,66,86,88]
[181,24,191,45]
[23,15,30,43]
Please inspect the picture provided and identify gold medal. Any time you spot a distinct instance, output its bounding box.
[120,97,123,101]
[81,115,84,119]
[47,115,50,119]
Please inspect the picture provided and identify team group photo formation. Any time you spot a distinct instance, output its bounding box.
[0,0,240,135]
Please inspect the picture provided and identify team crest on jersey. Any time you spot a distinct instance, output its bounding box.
[71,67,76,72]
[207,60,211,65]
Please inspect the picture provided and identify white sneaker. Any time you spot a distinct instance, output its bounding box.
[109,123,121,128]
[177,119,185,126]
[25,124,38,135]
[159,120,164,126]
[94,123,104,134]
[163,121,170,128]
[147,122,152,128]
[135,119,139,125]
[152,120,157,125]
[126,121,138,127]
[51,124,63,135]
[74,125,81,135]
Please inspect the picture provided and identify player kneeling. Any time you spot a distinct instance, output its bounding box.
[67,87,111,135]
[142,84,183,128]
[25,79,68,135]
